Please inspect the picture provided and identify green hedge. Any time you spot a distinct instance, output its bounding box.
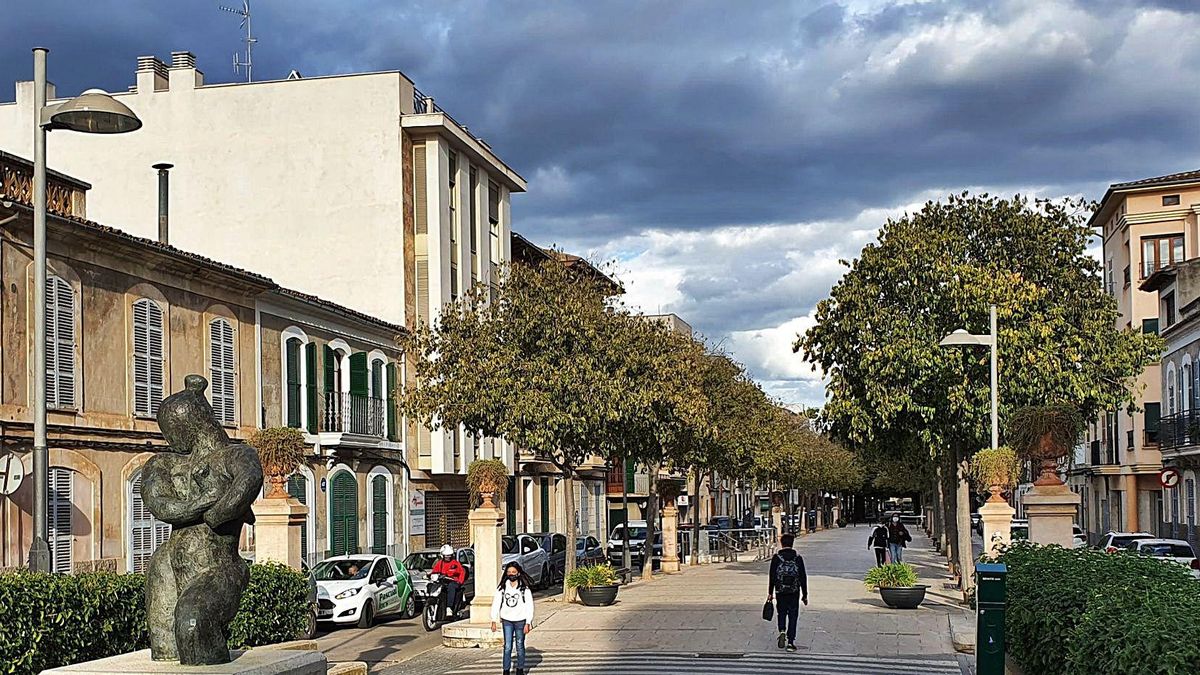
[996,541,1200,675]
[0,562,311,675]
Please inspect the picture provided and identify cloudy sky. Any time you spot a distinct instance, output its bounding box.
[4,0,1200,407]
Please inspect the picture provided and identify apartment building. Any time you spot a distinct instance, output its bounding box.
[1142,259,1200,548]
[0,151,409,571]
[0,51,527,553]
[1075,169,1200,541]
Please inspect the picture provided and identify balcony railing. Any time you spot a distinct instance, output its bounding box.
[1160,410,1200,451]
[323,392,386,437]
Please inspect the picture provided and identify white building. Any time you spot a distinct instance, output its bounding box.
[0,51,527,552]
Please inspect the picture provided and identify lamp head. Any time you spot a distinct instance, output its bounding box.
[49,89,141,134]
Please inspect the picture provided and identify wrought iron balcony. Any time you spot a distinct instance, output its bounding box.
[323,392,386,437]
[1160,410,1200,451]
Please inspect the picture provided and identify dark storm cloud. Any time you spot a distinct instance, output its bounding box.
[5,1,1200,405]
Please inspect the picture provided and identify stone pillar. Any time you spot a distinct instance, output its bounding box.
[1024,483,1081,548]
[816,504,824,530]
[978,499,1015,557]
[1124,474,1140,533]
[468,501,504,625]
[252,497,308,569]
[661,503,680,573]
[771,505,783,545]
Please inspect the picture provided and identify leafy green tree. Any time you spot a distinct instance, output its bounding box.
[796,193,1161,587]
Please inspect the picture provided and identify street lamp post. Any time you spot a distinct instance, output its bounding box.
[27,47,140,571]
[940,305,999,450]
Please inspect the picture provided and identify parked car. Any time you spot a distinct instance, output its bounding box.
[1009,519,1029,541]
[1123,538,1200,579]
[708,516,733,530]
[607,520,663,568]
[503,533,552,588]
[313,554,416,629]
[971,512,982,535]
[1072,525,1087,549]
[1096,531,1154,553]
[404,546,476,611]
[300,562,318,639]
[526,533,606,583]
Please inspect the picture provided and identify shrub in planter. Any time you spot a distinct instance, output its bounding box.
[249,427,308,498]
[1005,404,1083,486]
[863,562,917,590]
[227,561,313,649]
[566,564,620,606]
[467,458,509,508]
[0,570,148,675]
[968,446,1020,502]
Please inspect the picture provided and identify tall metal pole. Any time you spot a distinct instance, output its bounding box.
[29,47,50,572]
[990,304,998,451]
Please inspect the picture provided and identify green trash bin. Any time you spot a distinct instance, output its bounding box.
[975,562,1007,675]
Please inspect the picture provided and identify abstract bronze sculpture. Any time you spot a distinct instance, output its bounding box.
[143,375,263,664]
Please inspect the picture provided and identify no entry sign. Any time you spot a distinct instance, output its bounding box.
[1160,467,1181,489]
[0,452,25,496]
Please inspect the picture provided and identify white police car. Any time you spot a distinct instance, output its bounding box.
[313,554,416,629]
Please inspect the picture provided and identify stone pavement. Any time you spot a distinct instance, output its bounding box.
[388,525,974,674]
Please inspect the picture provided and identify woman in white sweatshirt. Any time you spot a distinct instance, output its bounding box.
[491,561,535,675]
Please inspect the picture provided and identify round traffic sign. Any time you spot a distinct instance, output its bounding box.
[1160,467,1181,489]
[0,452,25,496]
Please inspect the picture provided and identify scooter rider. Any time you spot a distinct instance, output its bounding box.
[432,544,467,617]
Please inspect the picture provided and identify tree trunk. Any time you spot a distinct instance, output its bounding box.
[941,455,958,577]
[643,468,658,581]
[955,450,975,596]
[691,465,702,566]
[562,469,578,602]
[932,465,945,551]
[621,457,631,570]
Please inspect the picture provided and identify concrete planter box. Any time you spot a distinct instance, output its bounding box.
[577,585,619,607]
[879,585,927,609]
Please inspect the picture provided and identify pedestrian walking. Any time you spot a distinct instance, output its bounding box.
[766,533,808,653]
[886,515,912,563]
[492,561,535,675]
[868,520,889,567]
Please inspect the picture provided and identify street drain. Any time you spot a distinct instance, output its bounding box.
[696,653,745,659]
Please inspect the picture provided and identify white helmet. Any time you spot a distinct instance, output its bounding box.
[440,544,454,557]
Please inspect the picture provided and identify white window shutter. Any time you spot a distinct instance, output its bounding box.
[133,300,164,417]
[45,276,76,409]
[129,471,171,573]
[49,467,72,573]
[209,319,236,425]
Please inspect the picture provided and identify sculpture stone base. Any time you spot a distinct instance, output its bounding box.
[1024,482,1081,548]
[978,499,1015,557]
[39,649,326,675]
[442,622,505,649]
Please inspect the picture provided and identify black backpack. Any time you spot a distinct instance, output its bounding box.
[774,556,801,594]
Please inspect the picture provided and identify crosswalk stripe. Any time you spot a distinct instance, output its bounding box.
[445,651,963,674]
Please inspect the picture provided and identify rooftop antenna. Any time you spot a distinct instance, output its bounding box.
[219,1,255,82]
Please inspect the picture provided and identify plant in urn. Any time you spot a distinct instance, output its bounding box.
[249,427,307,498]
[968,447,1020,502]
[1006,404,1084,487]
[468,458,510,509]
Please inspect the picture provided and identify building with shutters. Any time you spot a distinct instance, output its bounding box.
[0,51,527,555]
[0,151,407,572]
[1141,258,1200,549]
[1071,169,1200,544]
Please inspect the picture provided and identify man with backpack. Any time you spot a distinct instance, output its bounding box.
[868,519,889,567]
[766,533,808,652]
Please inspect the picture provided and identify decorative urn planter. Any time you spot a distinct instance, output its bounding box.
[577,585,619,607]
[879,585,928,609]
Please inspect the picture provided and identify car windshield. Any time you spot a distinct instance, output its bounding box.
[313,559,372,581]
[1111,535,1151,548]
[1140,543,1195,557]
[404,552,439,571]
[613,526,647,540]
[502,536,517,554]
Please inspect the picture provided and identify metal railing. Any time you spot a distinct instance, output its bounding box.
[1161,410,1200,450]
[323,392,386,437]
[677,527,776,565]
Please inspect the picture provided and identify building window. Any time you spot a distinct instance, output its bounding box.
[1167,364,1177,416]
[1142,318,1159,335]
[285,337,303,428]
[209,318,236,425]
[45,275,76,410]
[1142,234,1184,278]
[449,152,459,265]
[1165,292,1177,329]
[1105,258,1113,295]
[49,467,72,573]
[1188,478,1196,526]
[1163,194,1181,207]
[489,179,501,265]
[1145,402,1161,444]
[132,299,165,417]
[128,469,171,573]
[287,471,313,565]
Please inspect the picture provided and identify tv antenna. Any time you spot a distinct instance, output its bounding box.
[219,1,256,82]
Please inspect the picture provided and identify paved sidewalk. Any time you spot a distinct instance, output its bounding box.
[388,526,973,674]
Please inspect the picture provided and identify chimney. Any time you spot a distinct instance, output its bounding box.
[135,55,168,93]
[168,51,204,90]
[152,163,172,245]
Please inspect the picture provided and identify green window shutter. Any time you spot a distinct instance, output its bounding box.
[330,472,358,556]
[506,477,517,536]
[540,478,550,531]
[386,363,397,441]
[324,345,335,392]
[372,475,387,554]
[349,352,369,397]
[305,343,318,433]
[285,339,302,428]
[287,473,309,560]
[1145,402,1162,443]
[625,458,635,493]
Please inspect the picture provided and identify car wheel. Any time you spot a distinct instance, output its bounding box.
[357,600,374,629]
[540,565,551,590]
[401,594,418,620]
[299,607,318,640]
